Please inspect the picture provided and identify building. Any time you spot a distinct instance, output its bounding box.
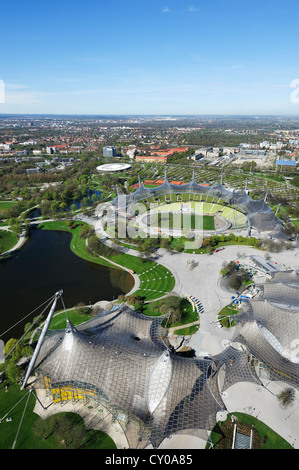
[46,146,56,155]
[276,159,297,168]
[103,146,117,157]
[187,153,204,161]
[0,143,12,151]
[250,255,279,274]
[135,155,167,164]
[26,168,40,175]
[28,270,299,449]
[150,147,189,158]
[112,176,285,237]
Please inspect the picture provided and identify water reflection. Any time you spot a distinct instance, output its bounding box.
[0,228,134,342]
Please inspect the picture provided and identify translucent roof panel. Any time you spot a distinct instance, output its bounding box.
[110,177,286,236]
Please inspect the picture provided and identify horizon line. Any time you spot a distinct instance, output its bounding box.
[1,113,299,118]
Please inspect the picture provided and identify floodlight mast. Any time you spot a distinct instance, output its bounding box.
[21,290,63,390]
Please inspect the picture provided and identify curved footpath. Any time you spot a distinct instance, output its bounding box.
[79,214,299,448]
[0,227,27,258]
[5,214,299,448]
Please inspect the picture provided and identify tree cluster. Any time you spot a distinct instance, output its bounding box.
[33,413,89,449]
[150,296,183,326]
[1,337,33,384]
[220,260,251,291]
[202,233,262,251]
[87,235,118,258]
[277,387,295,407]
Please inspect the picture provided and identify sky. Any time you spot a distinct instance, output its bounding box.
[1,0,299,115]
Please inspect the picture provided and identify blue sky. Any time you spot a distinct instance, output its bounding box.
[1,0,299,115]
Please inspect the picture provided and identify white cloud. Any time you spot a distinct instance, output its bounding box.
[5,83,29,90]
[162,6,170,13]
[2,83,54,106]
[187,6,200,12]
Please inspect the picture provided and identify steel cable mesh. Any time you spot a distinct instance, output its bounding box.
[232,270,299,389]
[110,180,285,235]
[33,270,299,447]
[34,305,224,448]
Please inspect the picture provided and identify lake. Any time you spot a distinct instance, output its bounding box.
[0,228,134,342]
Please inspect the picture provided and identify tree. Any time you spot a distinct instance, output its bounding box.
[126,294,144,309]
[228,272,242,290]
[4,338,19,356]
[202,237,211,248]
[21,345,33,358]
[277,387,295,407]
[4,338,23,359]
[10,221,23,236]
[226,261,237,274]
[5,360,21,383]
[79,226,90,239]
[33,415,56,441]
[156,296,182,326]
[53,414,88,449]
[220,266,228,277]
[50,201,59,214]
[24,322,32,333]
[59,202,67,211]
[75,302,91,316]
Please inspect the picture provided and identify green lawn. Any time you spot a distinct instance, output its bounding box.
[110,252,175,300]
[0,200,18,211]
[233,412,293,449]
[39,220,175,301]
[150,212,215,230]
[174,324,199,335]
[208,412,293,449]
[0,229,18,254]
[218,304,239,327]
[49,309,92,329]
[142,297,198,325]
[0,385,116,449]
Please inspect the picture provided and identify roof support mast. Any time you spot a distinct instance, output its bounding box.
[21,290,63,390]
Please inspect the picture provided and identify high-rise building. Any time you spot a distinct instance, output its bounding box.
[103,146,116,157]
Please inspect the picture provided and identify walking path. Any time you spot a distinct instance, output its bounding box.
[33,387,129,449]
[72,215,299,448]
[76,214,299,448]
[0,229,27,258]
[6,212,299,448]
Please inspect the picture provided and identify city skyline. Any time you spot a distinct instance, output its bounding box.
[1,0,299,115]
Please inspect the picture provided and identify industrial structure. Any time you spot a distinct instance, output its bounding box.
[21,270,299,449]
[107,172,286,239]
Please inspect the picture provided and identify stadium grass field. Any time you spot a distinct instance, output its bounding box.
[149,200,247,228]
[149,212,215,231]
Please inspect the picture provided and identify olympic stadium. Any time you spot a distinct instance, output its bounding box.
[100,172,287,241]
[12,172,299,449]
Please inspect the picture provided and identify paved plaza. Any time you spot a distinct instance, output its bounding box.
[77,214,299,448]
[154,245,299,448]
